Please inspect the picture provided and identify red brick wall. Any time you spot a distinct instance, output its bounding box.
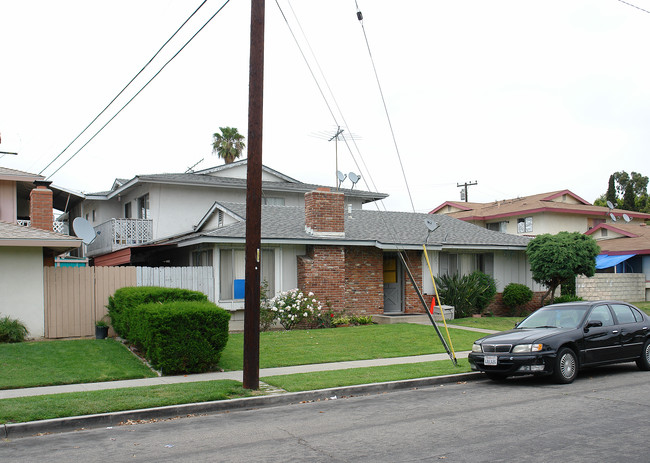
[344,246,383,314]
[402,250,428,314]
[304,188,344,235]
[29,184,53,231]
[297,245,346,312]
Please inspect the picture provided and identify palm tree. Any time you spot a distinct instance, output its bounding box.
[211,127,246,164]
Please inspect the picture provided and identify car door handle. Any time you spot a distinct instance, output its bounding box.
[612,330,619,334]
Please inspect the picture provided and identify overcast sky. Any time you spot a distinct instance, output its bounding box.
[1,0,649,212]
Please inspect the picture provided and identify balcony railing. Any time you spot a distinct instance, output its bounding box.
[17,220,69,235]
[86,218,153,257]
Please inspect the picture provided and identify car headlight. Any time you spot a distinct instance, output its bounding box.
[512,343,543,353]
[472,343,482,353]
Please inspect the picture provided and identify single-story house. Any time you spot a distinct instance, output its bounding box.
[138,188,541,318]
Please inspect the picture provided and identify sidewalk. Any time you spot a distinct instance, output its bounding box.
[1,322,495,400]
[0,351,472,400]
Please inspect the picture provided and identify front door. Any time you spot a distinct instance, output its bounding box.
[383,254,403,313]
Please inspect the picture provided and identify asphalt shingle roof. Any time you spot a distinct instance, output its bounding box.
[174,202,531,250]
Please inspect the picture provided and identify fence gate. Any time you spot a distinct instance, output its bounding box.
[44,267,136,338]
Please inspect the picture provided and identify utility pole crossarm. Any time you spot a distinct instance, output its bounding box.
[457,181,477,202]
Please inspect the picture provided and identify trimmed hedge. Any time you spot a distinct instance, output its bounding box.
[108,286,208,339]
[129,300,230,375]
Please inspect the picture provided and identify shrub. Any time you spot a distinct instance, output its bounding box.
[268,289,323,330]
[259,280,276,332]
[108,286,208,338]
[129,300,230,375]
[0,315,28,343]
[502,283,534,315]
[471,271,498,312]
[434,272,496,318]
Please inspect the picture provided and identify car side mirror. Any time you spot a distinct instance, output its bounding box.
[584,320,603,332]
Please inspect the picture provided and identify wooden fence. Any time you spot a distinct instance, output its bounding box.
[44,266,214,338]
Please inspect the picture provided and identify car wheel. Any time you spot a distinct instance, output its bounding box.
[485,372,508,381]
[552,347,578,384]
[635,339,650,371]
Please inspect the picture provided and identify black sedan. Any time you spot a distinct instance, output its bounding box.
[468,300,650,383]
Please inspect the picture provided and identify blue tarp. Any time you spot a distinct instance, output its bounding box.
[595,254,635,270]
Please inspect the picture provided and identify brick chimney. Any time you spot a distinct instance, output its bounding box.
[30,180,54,231]
[304,187,345,237]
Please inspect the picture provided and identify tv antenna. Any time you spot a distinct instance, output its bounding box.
[185,158,204,173]
[311,126,361,190]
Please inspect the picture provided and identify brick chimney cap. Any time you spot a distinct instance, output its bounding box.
[34,180,53,188]
[315,187,331,192]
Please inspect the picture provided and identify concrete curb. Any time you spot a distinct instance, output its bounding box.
[3,372,482,439]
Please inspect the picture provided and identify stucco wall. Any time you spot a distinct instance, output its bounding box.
[576,274,646,302]
[0,247,45,338]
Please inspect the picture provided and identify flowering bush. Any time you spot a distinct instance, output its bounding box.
[268,289,323,330]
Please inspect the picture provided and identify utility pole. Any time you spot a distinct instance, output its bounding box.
[457,181,477,202]
[243,0,265,390]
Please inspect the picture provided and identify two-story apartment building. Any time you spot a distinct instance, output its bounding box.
[430,190,650,237]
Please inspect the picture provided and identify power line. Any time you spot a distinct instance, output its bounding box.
[354,1,416,214]
[39,1,209,176]
[616,0,650,14]
[45,0,233,180]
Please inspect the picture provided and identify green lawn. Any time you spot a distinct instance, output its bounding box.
[450,316,523,331]
[262,359,472,392]
[632,301,650,315]
[218,324,478,371]
[0,380,251,424]
[0,339,156,390]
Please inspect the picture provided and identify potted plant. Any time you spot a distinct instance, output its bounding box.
[95,318,109,339]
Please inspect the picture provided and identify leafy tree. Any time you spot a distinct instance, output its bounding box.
[596,171,649,212]
[526,232,600,305]
[211,127,245,164]
[606,174,616,206]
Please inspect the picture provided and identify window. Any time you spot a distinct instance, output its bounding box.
[611,304,636,324]
[517,217,533,234]
[192,249,213,266]
[262,197,285,206]
[137,194,150,219]
[124,202,132,219]
[439,253,458,277]
[220,249,275,300]
[601,228,608,237]
[588,305,614,327]
[486,222,507,233]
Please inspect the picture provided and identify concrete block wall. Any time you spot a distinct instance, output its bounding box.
[576,274,646,302]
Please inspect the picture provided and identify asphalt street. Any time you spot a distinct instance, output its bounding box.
[2,363,649,462]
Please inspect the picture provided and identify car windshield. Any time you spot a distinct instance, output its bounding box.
[517,305,589,329]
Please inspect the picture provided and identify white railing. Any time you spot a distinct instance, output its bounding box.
[86,218,153,256]
[17,220,69,234]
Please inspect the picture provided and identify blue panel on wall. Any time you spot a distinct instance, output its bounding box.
[234,279,246,299]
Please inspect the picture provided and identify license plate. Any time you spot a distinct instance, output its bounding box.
[484,356,498,366]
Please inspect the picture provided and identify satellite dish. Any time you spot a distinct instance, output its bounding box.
[424,218,440,232]
[609,212,617,222]
[337,171,347,186]
[623,213,631,223]
[349,172,360,184]
[606,201,614,210]
[73,217,97,245]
